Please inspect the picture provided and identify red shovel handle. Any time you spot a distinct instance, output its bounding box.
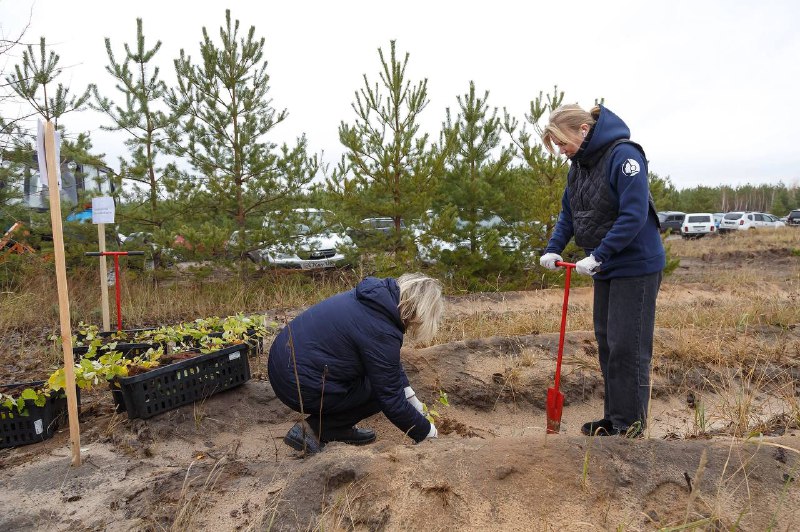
[546,261,575,434]
[552,261,574,394]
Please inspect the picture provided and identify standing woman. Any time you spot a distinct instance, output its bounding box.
[268,273,443,453]
[539,104,665,436]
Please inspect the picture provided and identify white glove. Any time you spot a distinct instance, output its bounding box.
[427,423,438,439]
[405,386,424,414]
[540,252,563,270]
[575,254,602,276]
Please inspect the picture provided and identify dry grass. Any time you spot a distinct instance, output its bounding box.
[668,226,800,257]
[0,266,355,333]
[171,458,228,530]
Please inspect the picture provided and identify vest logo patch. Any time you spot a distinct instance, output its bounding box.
[622,159,640,176]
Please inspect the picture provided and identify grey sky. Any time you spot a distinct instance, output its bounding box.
[2,0,799,190]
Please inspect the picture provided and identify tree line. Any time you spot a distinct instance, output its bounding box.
[2,10,797,289]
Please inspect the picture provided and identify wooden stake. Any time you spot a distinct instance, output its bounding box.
[44,121,81,467]
[97,224,111,331]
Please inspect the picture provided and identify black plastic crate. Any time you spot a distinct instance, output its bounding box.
[1,381,71,448]
[110,343,251,420]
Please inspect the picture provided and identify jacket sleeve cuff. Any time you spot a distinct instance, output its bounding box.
[410,415,432,443]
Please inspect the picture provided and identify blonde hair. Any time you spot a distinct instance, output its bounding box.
[541,104,601,154]
[397,273,444,344]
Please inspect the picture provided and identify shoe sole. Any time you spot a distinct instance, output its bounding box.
[323,435,377,446]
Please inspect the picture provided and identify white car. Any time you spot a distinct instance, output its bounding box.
[413,211,519,264]
[252,209,353,269]
[763,213,786,228]
[719,212,784,233]
[680,213,716,238]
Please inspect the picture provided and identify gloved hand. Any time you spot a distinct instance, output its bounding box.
[427,423,438,439]
[575,254,602,276]
[539,252,563,270]
[404,386,424,414]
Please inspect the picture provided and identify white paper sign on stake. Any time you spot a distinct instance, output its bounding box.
[36,119,62,188]
[92,196,115,224]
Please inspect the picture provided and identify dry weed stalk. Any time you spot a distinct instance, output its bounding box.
[314,477,370,531]
[171,457,228,530]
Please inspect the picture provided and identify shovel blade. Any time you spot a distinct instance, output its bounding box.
[546,387,564,434]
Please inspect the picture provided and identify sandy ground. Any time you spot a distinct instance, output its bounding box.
[1,249,799,531]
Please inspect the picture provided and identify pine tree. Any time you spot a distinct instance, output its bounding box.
[6,37,92,124]
[92,18,179,232]
[329,40,445,269]
[166,10,317,259]
[428,81,517,283]
[648,172,679,211]
[3,37,94,235]
[503,87,568,254]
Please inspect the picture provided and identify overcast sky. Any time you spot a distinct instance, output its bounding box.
[2,0,799,190]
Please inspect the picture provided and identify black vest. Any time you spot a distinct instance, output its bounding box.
[568,139,655,248]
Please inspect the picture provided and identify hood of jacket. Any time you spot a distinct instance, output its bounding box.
[355,276,405,332]
[573,105,631,164]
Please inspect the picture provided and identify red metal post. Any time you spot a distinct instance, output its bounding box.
[113,254,122,330]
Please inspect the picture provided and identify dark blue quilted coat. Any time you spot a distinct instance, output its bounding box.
[268,277,431,442]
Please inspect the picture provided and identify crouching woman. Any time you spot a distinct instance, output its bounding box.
[268,273,444,454]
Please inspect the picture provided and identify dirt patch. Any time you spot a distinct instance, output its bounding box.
[1,243,799,530]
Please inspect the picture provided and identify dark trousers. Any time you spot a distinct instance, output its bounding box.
[275,374,382,435]
[593,271,662,431]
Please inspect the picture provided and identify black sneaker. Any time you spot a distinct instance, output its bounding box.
[284,422,323,454]
[581,418,615,436]
[320,426,376,445]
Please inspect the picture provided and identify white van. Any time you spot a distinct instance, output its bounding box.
[680,213,716,238]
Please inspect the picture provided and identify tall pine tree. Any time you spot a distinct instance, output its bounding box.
[166,10,317,258]
[427,81,517,283]
[6,37,92,124]
[504,87,568,254]
[329,40,445,268]
[92,18,180,232]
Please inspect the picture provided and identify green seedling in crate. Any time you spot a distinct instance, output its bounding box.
[0,387,49,416]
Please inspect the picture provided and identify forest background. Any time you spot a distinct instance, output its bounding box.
[2,10,799,291]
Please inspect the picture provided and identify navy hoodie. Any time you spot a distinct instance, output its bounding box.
[545,106,666,279]
[268,277,431,442]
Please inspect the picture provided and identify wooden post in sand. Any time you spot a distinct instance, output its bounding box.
[97,224,110,331]
[43,120,81,466]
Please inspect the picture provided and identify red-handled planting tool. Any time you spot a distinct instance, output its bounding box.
[546,260,575,434]
[85,251,144,331]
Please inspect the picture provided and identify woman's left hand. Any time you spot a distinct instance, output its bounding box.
[575,255,601,276]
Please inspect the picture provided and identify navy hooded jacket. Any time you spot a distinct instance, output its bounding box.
[267,277,431,442]
[545,106,666,279]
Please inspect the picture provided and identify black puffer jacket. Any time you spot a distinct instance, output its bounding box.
[267,277,431,442]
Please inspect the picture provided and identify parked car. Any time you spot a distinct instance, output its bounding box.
[121,232,178,267]
[718,211,784,233]
[250,208,352,270]
[786,209,800,226]
[413,211,520,264]
[657,211,686,234]
[348,217,407,249]
[680,213,716,239]
[762,213,785,228]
